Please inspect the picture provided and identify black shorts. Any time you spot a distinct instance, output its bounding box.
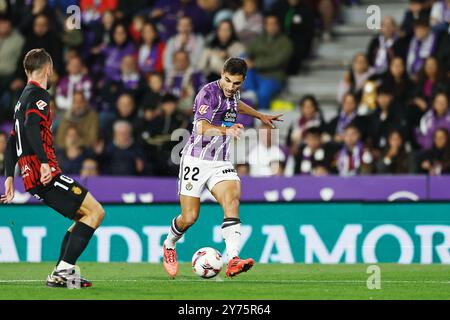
[29,174,88,220]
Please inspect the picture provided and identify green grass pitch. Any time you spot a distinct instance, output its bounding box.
[0,263,448,300]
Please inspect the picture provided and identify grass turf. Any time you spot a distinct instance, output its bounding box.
[0,263,448,300]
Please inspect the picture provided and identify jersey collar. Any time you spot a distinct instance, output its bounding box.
[27,80,45,89]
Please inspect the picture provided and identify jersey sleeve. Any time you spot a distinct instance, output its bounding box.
[25,90,50,121]
[4,130,18,177]
[194,88,218,123]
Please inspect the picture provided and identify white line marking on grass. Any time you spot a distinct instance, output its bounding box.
[0,279,449,284]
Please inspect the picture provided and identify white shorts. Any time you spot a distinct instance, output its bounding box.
[178,155,240,198]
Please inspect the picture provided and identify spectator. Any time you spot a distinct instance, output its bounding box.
[101,120,145,175]
[0,14,24,121]
[80,0,118,25]
[366,85,406,150]
[335,124,374,176]
[137,21,165,75]
[376,57,415,109]
[367,16,399,75]
[376,129,412,174]
[248,123,286,177]
[244,14,293,109]
[413,57,449,107]
[418,127,450,174]
[139,72,164,116]
[400,0,434,37]
[118,54,144,93]
[128,14,146,44]
[56,125,92,175]
[287,95,324,155]
[272,0,315,73]
[148,0,211,41]
[232,0,263,44]
[0,131,6,174]
[56,91,100,149]
[198,19,245,83]
[304,0,339,42]
[100,54,146,112]
[141,93,189,176]
[430,0,450,33]
[80,158,100,177]
[337,52,375,104]
[294,127,334,175]
[56,55,93,111]
[102,22,135,83]
[98,92,137,142]
[416,92,450,150]
[88,9,116,56]
[165,50,206,114]
[326,93,367,144]
[14,14,63,84]
[163,16,205,73]
[401,17,446,77]
[18,0,59,35]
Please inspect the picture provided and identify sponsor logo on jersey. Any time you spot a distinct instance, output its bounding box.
[36,100,47,110]
[33,194,42,201]
[72,186,82,195]
[198,105,209,115]
[20,165,31,178]
[221,109,237,127]
[222,168,236,174]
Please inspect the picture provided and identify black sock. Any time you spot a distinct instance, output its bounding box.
[56,231,71,266]
[62,222,96,265]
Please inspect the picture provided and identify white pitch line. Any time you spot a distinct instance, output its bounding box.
[0,279,449,284]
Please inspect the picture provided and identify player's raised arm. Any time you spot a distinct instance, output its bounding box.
[1,131,18,203]
[237,100,284,129]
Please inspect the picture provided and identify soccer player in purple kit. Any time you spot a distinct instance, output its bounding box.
[163,57,283,278]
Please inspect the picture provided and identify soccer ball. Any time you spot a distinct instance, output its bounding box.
[192,247,223,279]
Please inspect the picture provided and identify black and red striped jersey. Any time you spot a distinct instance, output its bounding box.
[12,81,61,190]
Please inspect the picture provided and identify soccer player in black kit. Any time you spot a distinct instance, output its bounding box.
[1,49,105,288]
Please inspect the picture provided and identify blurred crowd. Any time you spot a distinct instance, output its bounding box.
[0,0,449,178]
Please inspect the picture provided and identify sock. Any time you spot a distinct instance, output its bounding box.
[56,231,71,266]
[222,218,241,260]
[164,216,185,249]
[61,222,95,266]
[56,260,74,271]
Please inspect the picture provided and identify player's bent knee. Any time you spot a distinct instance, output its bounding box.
[94,205,105,224]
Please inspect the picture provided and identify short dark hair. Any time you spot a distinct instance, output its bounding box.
[304,127,322,137]
[299,94,320,110]
[377,84,394,96]
[223,57,247,77]
[23,48,52,75]
[161,93,179,104]
[344,123,361,134]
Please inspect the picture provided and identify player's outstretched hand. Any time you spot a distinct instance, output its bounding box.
[226,123,244,139]
[259,113,284,129]
[1,177,15,204]
[40,163,52,185]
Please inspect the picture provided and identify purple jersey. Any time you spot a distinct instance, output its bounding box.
[182,81,240,161]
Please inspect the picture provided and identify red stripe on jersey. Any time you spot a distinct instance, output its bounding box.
[27,80,45,89]
[18,154,61,191]
[25,109,47,121]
